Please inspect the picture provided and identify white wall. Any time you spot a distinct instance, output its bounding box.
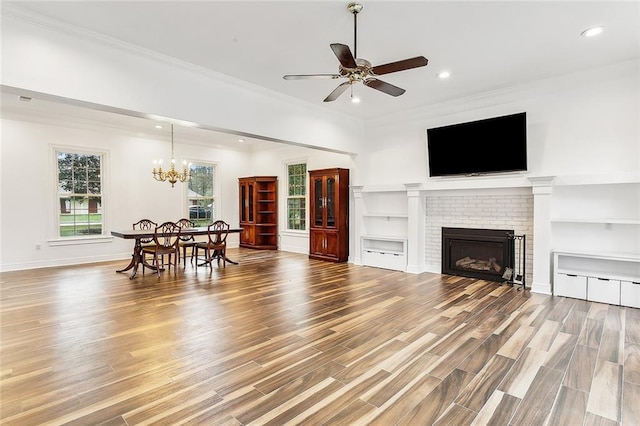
[0,117,251,270]
[248,143,356,254]
[358,60,639,185]
[1,12,365,156]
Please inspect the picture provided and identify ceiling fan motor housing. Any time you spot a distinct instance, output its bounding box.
[340,58,372,82]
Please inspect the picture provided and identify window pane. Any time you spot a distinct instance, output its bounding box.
[188,163,215,226]
[286,162,307,230]
[287,198,306,230]
[189,164,214,197]
[57,151,103,237]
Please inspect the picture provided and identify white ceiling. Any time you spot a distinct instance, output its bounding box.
[2,1,639,141]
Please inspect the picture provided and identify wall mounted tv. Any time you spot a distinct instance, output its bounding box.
[427,112,527,177]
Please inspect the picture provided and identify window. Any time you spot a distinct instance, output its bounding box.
[188,163,216,226]
[286,162,306,230]
[56,150,104,237]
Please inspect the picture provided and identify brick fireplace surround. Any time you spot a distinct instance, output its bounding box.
[425,189,534,286]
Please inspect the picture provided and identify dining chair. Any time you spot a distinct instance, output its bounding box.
[133,219,157,264]
[141,221,181,277]
[176,218,197,267]
[194,220,230,269]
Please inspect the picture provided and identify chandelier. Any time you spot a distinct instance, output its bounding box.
[152,124,191,187]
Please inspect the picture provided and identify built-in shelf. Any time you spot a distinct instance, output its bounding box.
[551,218,640,225]
[553,250,640,307]
[362,213,409,219]
[361,235,408,271]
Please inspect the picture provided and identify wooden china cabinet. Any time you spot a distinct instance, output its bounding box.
[239,176,278,250]
[308,168,349,262]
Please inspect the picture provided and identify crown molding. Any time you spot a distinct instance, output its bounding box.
[2,4,361,126]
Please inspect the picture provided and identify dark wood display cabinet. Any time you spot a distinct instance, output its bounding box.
[239,176,278,250]
[309,168,349,262]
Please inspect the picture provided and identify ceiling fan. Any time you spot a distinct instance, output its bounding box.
[283,2,428,102]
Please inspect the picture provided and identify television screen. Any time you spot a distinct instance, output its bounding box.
[427,112,527,177]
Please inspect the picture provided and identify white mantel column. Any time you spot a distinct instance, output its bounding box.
[528,176,556,294]
[352,186,364,266]
[405,183,425,274]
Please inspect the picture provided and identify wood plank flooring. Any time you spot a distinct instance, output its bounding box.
[1,248,639,425]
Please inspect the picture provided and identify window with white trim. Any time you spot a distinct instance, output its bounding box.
[56,150,104,237]
[286,162,306,230]
[187,163,216,226]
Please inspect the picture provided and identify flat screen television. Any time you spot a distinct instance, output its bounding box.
[427,112,527,177]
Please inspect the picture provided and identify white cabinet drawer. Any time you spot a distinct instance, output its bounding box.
[587,277,621,305]
[362,250,406,271]
[621,280,640,309]
[554,274,587,299]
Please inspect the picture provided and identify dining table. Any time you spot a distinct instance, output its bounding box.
[111,227,243,279]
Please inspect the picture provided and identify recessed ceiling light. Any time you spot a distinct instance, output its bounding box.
[351,96,361,104]
[18,95,32,102]
[437,71,451,79]
[237,139,245,143]
[154,124,163,129]
[581,26,604,37]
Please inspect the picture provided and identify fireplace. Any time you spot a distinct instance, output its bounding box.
[442,227,514,282]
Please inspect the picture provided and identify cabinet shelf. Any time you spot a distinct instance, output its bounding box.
[239,176,278,250]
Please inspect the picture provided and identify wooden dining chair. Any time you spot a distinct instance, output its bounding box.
[194,220,230,269]
[133,219,157,264]
[141,221,181,277]
[176,218,197,267]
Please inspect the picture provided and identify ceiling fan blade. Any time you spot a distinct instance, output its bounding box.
[371,56,429,76]
[323,81,351,102]
[364,78,406,97]
[330,43,357,69]
[283,74,341,80]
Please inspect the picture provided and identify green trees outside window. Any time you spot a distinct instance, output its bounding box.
[188,163,216,226]
[287,163,306,230]
[57,151,103,237]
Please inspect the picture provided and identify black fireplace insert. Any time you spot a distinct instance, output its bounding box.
[442,227,514,282]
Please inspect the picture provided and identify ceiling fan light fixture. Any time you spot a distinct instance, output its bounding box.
[350,83,360,103]
[581,26,604,37]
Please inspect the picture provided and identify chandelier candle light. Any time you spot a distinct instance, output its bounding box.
[152,124,191,187]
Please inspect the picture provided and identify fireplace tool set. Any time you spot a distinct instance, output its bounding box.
[503,233,526,290]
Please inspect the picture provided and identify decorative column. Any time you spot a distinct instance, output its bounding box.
[528,176,556,294]
[405,183,425,274]
[351,185,364,265]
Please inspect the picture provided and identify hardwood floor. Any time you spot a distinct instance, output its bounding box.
[1,248,639,425]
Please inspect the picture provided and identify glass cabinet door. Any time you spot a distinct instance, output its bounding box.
[241,184,247,222]
[313,177,323,227]
[326,177,336,227]
[248,184,254,222]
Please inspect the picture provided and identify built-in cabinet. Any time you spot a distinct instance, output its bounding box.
[309,168,349,262]
[553,251,640,308]
[239,176,278,250]
[551,181,640,307]
[356,188,409,271]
